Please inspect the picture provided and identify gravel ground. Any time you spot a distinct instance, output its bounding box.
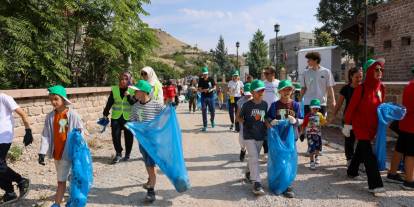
[5,105,414,207]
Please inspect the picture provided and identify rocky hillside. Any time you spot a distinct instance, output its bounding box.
[152,28,201,56]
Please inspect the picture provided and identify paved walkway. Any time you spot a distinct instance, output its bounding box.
[9,105,414,206]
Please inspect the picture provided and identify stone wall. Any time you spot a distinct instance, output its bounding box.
[0,87,111,140]
[328,82,407,126]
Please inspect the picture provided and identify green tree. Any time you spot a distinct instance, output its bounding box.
[315,0,385,62]
[314,31,334,47]
[212,35,232,77]
[246,29,269,78]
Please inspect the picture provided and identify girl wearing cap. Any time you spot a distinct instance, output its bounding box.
[239,79,268,196]
[343,60,385,195]
[103,71,136,164]
[236,83,252,162]
[266,80,303,198]
[39,85,84,207]
[301,99,327,170]
[227,70,244,131]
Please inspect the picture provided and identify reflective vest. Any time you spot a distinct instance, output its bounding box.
[111,86,133,120]
[153,81,162,101]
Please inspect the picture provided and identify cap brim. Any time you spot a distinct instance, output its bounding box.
[244,92,252,96]
[310,105,321,109]
[48,91,72,105]
[202,72,209,75]
[128,85,140,91]
[278,86,294,91]
[253,87,265,92]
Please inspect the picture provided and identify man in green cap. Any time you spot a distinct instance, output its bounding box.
[129,80,166,202]
[239,79,268,195]
[197,66,216,131]
[227,70,244,132]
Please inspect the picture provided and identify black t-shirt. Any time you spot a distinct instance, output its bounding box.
[198,77,215,97]
[339,84,355,113]
[240,100,268,141]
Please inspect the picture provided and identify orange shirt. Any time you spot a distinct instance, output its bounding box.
[53,109,69,160]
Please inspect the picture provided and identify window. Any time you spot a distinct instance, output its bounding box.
[402,36,411,46]
[384,40,392,49]
[309,39,313,46]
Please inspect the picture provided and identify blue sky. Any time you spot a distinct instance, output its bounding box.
[142,0,321,54]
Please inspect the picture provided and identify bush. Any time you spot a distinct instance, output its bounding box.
[7,145,23,163]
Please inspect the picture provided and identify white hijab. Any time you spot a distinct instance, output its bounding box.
[141,66,160,86]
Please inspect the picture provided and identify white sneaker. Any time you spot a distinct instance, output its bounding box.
[315,157,320,166]
[369,187,386,196]
[310,161,316,170]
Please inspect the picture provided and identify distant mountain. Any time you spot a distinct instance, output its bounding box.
[152,28,201,56]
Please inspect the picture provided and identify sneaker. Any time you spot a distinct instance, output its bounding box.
[145,188,156,203]
[111,154,122,164]
[1,192,17,204]
[369,187,385,195]
[402,181,414,191]
[201,127,207,132]
[315,156,320,165]
[252,182,265,195]
[230,125,234,131]
[239,149,246,162]
[17,178,30,199]
[385,173,404,184]
[121,155,130,162]
[260,154,268,163]
[310,161,316,170]
[244,172,252,183]
[283,187,295,198]
[211,121,215,128]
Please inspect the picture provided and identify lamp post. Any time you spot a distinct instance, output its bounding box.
[274,24,280,70]
[364,0,368,64]
[236,41,240,69]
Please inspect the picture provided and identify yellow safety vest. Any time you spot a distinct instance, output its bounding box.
[111,86,133,120]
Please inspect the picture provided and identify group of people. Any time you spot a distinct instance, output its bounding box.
[1,51,413,206]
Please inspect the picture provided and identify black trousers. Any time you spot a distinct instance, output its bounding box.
[263,140,268,154]
[111,117,134,157]
[347,140,383,189]
[189,97,196,112]
[228,97,240,131]
[0,143,22,193]
[345,130,356,161]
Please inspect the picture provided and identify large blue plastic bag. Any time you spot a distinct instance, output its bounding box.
[66,129,94,207]
[267,120,297,195]
[375,103,406,171]
[125,106,191,193]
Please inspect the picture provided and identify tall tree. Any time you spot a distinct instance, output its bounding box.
[315,0,385,62]
[314,31,334,47]
[246,29,269,78]
[212,35,232,77]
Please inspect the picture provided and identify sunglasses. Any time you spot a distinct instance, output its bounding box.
[375,67,384,72]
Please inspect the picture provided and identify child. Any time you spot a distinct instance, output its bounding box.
[301,99,327,170]
[129,80,166,202]
[236,83,252,162]
[39,85,84,207]
[266,80,303,198]
[239,80,268,195]
[0,93,32,204]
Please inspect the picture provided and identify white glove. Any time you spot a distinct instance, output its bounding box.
[287,115,297,124]
[342,124,352,137]
[270,119,279,126]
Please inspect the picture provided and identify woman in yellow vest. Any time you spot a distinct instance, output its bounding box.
[103,71,136,164]
[140,66,164,104]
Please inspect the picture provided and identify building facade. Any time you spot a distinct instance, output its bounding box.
[269,32,317,77]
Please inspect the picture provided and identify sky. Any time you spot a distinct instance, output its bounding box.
[142,0,322,54]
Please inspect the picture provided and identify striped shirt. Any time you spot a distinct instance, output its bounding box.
[130,99,165,123]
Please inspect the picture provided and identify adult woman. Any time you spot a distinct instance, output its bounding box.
[140,66,163,104]
[333,67,363,164]
[343,60,385,195]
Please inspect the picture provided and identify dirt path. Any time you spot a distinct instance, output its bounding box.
[8,105,414,206]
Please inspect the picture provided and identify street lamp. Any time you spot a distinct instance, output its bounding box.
[364,0,368,64]
[274,24,280,70]
[236,41,240,69]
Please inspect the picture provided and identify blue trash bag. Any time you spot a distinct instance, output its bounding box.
[125,106,191,193]
[375,103,406,171]
[300,97,305,116]
[97,117,109,133]
[267,120,298,195]
[65,129,94,207]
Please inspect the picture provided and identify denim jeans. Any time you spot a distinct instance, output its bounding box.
[201,96,215,127]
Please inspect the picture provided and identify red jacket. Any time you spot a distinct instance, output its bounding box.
[163,85,176,99]
[399,80,414,133]
[344,62,385,140]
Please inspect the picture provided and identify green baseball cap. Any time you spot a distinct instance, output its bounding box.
[310,99,321,109]
[232,70,240,76]
[202,66,209,75]
[129,80,152,94]
[47,85,71,105]
[363,59,376,72]
[243,83,252,96]
[277,80,294,91]
[293,82,301,91]
[250,79,265,92]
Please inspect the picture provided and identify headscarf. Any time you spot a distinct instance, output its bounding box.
[119,71,133,88]
[141,66,160,86]
[364,61,384,90]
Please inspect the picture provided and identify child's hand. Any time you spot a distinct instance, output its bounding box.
[38,154,45,166]
[270,119,279,126]
[287,115,297,124]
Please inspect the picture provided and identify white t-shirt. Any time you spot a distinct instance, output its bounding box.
[0,93,19,144]
[300,66,335,106]
[263,79,280,110]
[228,80,244,97]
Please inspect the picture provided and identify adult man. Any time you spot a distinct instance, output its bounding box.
[300,52,336,116]
[198,66,216,132]
[227,71,244,131]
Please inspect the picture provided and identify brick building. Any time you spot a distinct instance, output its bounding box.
[341,0,414,81]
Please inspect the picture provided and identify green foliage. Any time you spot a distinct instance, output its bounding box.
[315,0,385,62]
[314,31,334,47]
[246,30,270,78]
[212,35,233,77]
[145,59,181,80]
[7,145,23,163]
[0,0,157,89]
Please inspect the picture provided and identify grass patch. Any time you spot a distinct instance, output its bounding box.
[7,145,23,163]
